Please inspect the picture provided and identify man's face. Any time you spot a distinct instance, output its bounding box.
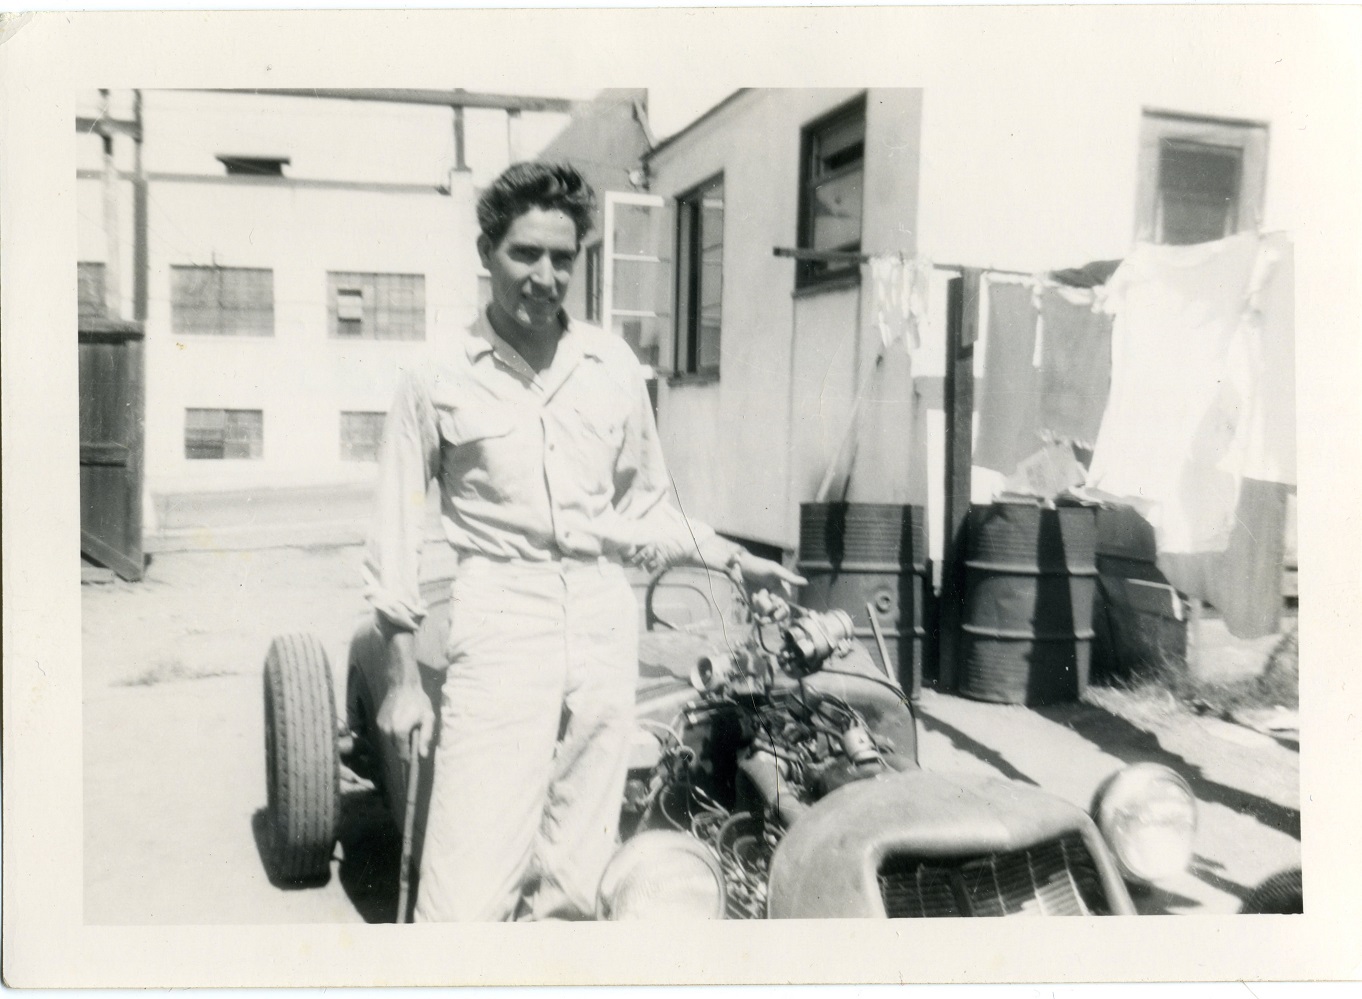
[478,207,579,339]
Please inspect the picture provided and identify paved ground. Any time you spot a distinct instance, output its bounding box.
[82,545,1300,923]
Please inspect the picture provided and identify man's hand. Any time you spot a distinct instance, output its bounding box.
[377,682,436,760]
[376,627,434,759]
[728,550,807,599]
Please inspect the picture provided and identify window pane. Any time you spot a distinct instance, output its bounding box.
[337,289,365,321]
[614,316,661,370]
[328,272,424,340]
[611,258,662,314]
[584,245,602,322]
[172,266,274,336]
[799,101,866,287]
[340,411,386,461]
[223,411,262,459]
[1157,140,1242,245]
[810,170,863,252]
[612,203,658,257]
[814,115,865,176]
[185,408,226,460]
[185,408,261,460]
[674,206,695,370]
[674,176,723,375]
[78,262,106,320]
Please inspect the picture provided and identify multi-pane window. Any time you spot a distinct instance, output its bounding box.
[1136,111,1269,246]
[340,411,386,462]
[797,97,866,287]
[171,266,274,336]
[78,262,106,320]
[184,408,263,460]
[327,272,425,340]
[675,175,724,376]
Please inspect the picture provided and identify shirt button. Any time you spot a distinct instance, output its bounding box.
[548,443,555,451]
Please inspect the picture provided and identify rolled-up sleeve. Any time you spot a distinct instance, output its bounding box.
[362,367,441,632]
[611,372,715,567]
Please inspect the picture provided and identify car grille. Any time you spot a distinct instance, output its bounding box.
[878,833,1112,916]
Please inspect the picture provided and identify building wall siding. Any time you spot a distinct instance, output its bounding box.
[648,88,924,549]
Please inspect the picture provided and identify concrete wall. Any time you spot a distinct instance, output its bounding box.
[647,89,924,549]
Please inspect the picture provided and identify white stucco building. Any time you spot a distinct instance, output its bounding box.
[638,73,1311,563]
[76,88,573,542]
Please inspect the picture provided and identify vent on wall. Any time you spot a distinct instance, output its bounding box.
[216,155,291,177]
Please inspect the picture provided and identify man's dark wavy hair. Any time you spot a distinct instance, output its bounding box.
[477,161,597,249]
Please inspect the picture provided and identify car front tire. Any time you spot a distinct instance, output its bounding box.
[263,633,340,883]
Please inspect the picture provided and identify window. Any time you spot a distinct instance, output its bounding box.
[340,411,386,462]
[798,97,866,287]
[602,192,672,374]
[327,272,425,340]
[171,266,274,337]
[584,243,603,323]
[216,155,290,177]
[185,408,263,460]
[674,174,724,376]
[78,262,106,320]
[1136,111,1269,246]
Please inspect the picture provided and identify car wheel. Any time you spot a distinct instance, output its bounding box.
[263,633,339,883]
[1240,866,1303,914]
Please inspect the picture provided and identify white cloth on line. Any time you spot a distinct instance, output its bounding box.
[868,253,933,352]
[1086,232,1274,554]
[1236,232,1296,485]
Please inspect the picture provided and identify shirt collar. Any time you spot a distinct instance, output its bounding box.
[465,309,603,365]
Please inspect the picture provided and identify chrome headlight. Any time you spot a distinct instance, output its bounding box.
[596,831,726,920]
[1093,763,1197,886]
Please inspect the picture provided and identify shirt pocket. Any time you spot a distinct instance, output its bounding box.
[441,405,515,448]
[572,400,626,451]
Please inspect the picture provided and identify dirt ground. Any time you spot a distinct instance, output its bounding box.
[82,544,1301,923]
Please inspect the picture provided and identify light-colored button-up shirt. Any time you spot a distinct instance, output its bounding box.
[363,311,712,632]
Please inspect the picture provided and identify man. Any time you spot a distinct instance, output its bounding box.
[363,161,801,922]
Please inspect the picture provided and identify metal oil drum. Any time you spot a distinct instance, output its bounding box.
[958,501,1098,705]
[797,503,930,698]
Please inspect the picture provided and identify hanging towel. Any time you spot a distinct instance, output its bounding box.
[869,253,932,353]
[974,278,1043,475]
[1086,232,1264,554]
[1037,286,1113,448]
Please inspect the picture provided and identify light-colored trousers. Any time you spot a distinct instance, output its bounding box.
[414,555,637,922]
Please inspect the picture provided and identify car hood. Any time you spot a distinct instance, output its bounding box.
[766,768,1133,917]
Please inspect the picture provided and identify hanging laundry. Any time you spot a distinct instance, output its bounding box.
[974,277,1043,475]
[1237,233,1296,486]
[1158,478,1291,639]
[868,253,933,352]
[1037,286,1113,449]
[1086,232,1265,554]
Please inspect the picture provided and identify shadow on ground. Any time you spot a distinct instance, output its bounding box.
[1035,700,1301,842]
[915,711,1039,786]
[250,789,405,922]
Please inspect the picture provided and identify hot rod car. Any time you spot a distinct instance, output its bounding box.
[261,565,1202,919]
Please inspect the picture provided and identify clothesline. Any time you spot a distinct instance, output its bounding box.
[771,246,1034,279]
